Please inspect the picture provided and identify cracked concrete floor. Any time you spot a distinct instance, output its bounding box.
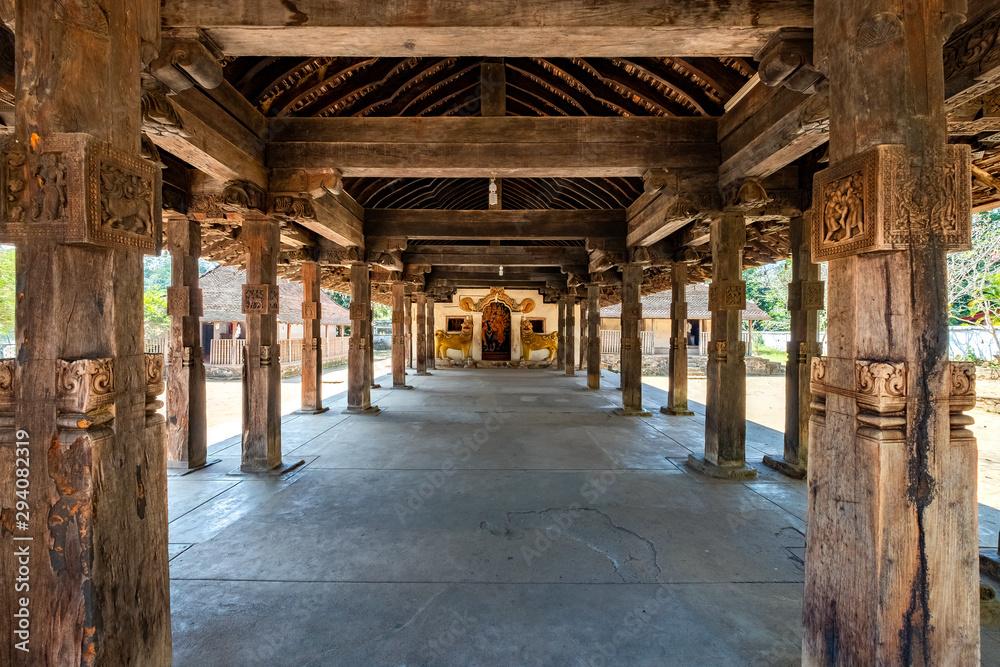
[167,368,1000,666]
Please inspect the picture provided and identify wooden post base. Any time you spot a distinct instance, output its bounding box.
[342,405,382,415]
[762,454,806,480]
[981,551,1000,581]
[613,407,652,417]
[293,406,330,415]
[686,454,757,480]
[232,458,306,476]
[392,383,414,390]
[660,406,694,417]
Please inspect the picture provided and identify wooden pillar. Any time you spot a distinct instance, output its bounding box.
[391,282,412,389]
[688,209,754,479]
[617,264,650,416]
[426,296,436,370]
[166,214,211,467]
[367,287,380,390]
[241,217,284,471]
[662,262,694,416]
[404,289,413,368]
[415,291,429,375]
[297,261,327,414]
[345,263,379,414]
[564,296,576,376]
[803,3,978,663]
[0,1,171,664]
[556,299,566,371]
[587,284,601,389]
[579,296,589,372]
[764,213,822,478]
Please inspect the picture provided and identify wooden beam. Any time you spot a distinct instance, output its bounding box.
[366,209,624,240]
[625,168,721,247]
[162,0,812,57]
[145,87,268,187]
[269,117,719,178]
[278,194,364,248]
[402,245,588,267]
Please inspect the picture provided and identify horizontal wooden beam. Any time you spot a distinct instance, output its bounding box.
[402,245,588,267]
[269,117,719,178]
[282,194,364,248]
[625,168,720,247]
[163,1,812,57]
[366,209,625,240]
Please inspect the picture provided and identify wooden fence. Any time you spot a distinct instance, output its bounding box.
[599,330,654,355]
[208,336,350,366]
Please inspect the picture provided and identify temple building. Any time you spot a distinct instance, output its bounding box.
[1,1,999,665]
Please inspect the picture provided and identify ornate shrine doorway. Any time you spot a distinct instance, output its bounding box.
[481,301,512,360]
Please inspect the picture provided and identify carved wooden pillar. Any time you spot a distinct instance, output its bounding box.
[690,209,755,478]
[404,289,413,369]
[367,281,379,390]
[802,3,978,663]
[579,295,589,372]
[426,296,436,370]
[617,264,650,416]
[662,261,694,416]
[391,282,412,389]
[557,299,566,371]
[346,263,379,414]
[564,296,576,376]
[297,261,327,414]
[166,214,211,467]
[0,1,171,664]
[764,213,822,478]
[587,284,601,389]
[241,216,284,471]
[415,291,429,375]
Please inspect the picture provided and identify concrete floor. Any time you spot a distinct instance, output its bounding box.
[167,368,1000,666]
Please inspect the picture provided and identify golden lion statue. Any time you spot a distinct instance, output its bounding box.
[436,315,474,360]
[520,319,558,361]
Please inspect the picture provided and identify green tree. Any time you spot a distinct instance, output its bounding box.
[0,246,14,344]
[742,260,792,331]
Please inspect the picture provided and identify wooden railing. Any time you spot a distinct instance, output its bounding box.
[144,338,167,354]
[208,336,350,366]
[599,330,653,355]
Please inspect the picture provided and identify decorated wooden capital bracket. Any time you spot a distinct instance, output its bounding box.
[0,134,162,252]
[725,179,773,213]
[302,302,319,321]
[707,280,747,310]
[56,357,116,428]
[167,286,204,317]
[269,167,343,199]
[144,353,166,416]
[812,144,972,261]
[349,302,368,321]
[149,38,224,93]
[459,287,536,313]
[787,281,826,311]
[242,283,279,314]
[755,28,827,95]
[190,180,267,221]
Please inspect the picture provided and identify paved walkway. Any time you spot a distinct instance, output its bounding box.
[167,368,1000,666]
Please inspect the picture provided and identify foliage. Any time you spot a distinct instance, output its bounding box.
[0,247,13,343]
[742,260,792,331]
[947,210,1000,361]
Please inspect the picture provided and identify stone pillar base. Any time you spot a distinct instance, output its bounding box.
[762,454,807,480]
[392,383,414,390]
[293,406,329,415]
[686,454,757,480]
[416,371,433,376]
[234,458,306,476]
[167,458,222,476]
[612,407,652,417]
[981,551,1000,581]
[660,406,694,416]
[342,405,382,415]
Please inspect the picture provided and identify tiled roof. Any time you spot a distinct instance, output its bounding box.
[600,283,769,320]
[200,265,351,326]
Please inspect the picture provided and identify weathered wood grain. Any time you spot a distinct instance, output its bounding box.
[367,209,624,241]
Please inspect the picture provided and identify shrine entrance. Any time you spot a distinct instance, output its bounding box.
[481,301,512,361]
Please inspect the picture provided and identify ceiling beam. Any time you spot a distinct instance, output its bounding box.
[268,117,718,178]
[162,1,812,58]
[402,245,588,267]
[366,209,624,240]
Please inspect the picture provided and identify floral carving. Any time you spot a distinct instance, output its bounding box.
[856,360,906,414]
[57,358,116,415]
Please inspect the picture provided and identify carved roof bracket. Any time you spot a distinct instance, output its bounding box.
[150,38,224,93]
[755,28,827,95]
[269,168,344,199]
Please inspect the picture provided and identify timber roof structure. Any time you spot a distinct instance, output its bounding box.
[72,1,1000,306]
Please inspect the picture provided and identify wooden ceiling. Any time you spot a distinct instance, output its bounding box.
[224,56,753,211]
